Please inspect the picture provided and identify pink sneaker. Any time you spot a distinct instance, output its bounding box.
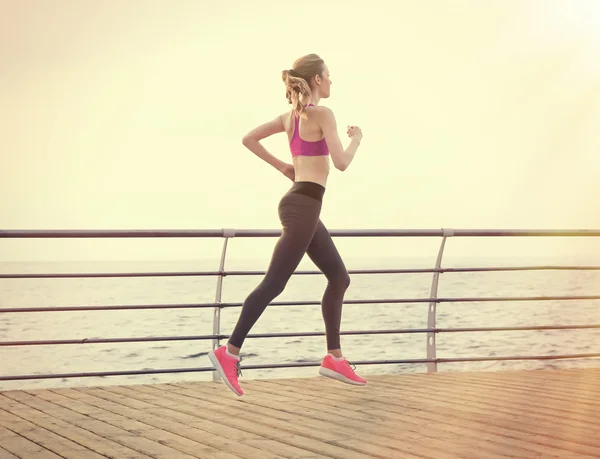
[319,354,367,386]
[208,345,244,396]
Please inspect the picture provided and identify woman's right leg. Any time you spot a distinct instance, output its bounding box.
[227,192,322,350]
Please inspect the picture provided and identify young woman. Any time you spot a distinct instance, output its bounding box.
[209,53,365,396]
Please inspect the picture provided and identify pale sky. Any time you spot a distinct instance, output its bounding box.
[1,0,600,262]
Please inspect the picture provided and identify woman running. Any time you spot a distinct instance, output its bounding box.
[209,53,365,396]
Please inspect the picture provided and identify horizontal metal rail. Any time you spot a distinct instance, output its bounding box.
[2,324,599,347]
[3,265,600,279]
[3,228,600,238]
[3,295,600,314]
[2,353,599,382]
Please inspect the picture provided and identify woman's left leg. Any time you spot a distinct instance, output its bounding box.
[305,219,350,352]
[307,219,367,385]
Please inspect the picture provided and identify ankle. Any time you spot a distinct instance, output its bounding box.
[328,349,343,359]
[227,343,241,357]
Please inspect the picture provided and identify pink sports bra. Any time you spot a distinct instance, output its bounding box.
[289,104,329,158]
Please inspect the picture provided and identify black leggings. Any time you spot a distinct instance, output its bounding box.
[228,181,350,350]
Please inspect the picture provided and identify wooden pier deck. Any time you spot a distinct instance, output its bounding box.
[0,367,599,459]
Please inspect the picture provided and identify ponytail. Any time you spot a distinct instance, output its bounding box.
[281,69,312,119]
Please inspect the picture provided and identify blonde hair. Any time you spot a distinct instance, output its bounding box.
[281,53,325,119]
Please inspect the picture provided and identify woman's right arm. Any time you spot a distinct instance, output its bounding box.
[319,107,361,171]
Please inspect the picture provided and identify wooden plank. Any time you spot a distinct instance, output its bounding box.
[372,374,600,434]
[447,371,600,405]
[239,439,331,459]
[373,373,600,426]
[0,446,20,459]
[96,384,378,459]
[362,375,600,448]
[186,380,468,459]
[260,378,577,459]
[0,409,107,459]
[432,369,600,402]
[0,434,63,459]
[368,373,599,426]
[247,379,577,459]
[189,381,492,458]
[38,388,243,459]
[64,385,314,459]
[275,374,600,458]
[1,370,599,458]
[1,392,200,459]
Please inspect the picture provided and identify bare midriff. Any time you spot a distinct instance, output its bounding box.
[293,155,330,187]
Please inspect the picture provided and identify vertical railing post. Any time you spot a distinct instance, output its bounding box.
[212,228,235,382]
[426,228,453,373]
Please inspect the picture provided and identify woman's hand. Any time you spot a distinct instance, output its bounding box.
[347,125,363,142]
[280,163,295,181]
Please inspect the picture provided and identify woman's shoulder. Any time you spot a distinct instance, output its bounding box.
[309,105,335,125]
[309,104,333,115]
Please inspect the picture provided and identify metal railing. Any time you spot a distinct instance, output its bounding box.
[1,228,600,383]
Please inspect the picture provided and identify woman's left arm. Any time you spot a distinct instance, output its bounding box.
[242,114,289,173]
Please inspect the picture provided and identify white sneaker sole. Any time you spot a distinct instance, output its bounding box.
[208,350,243,396]
[319,366,367,386]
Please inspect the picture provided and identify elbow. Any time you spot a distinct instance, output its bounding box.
[332,152,349,171]
[242,135,252,147]
[335,161,348,172]
[242,133,260,147]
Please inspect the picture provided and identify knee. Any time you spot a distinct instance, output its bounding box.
[342,272,351,290]
[331,271,350,291]
[261,277,287,298]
